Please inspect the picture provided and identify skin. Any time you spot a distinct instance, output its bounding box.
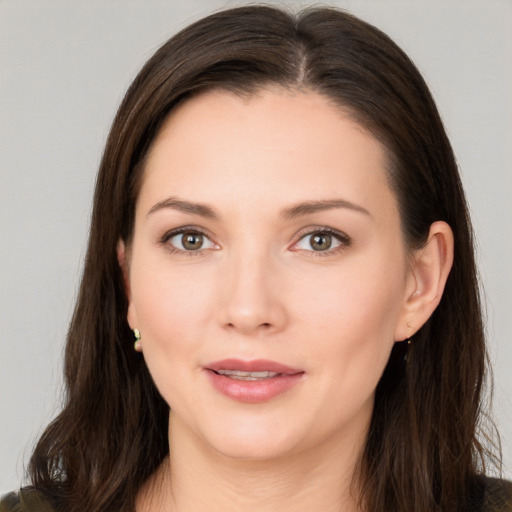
[118,88,453,512]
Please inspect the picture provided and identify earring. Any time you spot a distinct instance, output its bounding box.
[404,337,412,362]
[133,328,142,352]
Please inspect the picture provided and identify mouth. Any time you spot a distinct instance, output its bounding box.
[204,359,304,403]
[213,369,283,381]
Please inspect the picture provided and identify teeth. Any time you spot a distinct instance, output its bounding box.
[216,369,280,380]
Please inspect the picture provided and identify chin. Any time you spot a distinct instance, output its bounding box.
[199,415,308,462]
[211,436,300,462]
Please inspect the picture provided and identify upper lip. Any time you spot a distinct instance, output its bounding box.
[206,359,303,375]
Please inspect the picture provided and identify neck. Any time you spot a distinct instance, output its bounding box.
[137,412,366,512]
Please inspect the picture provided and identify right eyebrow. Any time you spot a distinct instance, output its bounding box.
[147,197,219,219]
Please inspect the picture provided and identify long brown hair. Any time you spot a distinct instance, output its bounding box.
[29,5,498,511]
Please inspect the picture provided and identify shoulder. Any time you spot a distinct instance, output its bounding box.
[0,488,56,512]
[481,477,512,512]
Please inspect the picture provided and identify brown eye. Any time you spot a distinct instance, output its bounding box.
[181,233,204,250]
[292,229,348,254]
[309,233,332,251]
[167,230,217,252]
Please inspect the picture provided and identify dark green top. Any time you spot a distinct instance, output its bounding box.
[0,488,55,512]
[479,478,512,511]
[1,478,512,511]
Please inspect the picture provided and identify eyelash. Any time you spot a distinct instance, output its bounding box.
[291,227,351,256]
[160,226,217,257]
[159,226,351,256]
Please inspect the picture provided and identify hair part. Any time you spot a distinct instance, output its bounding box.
[29,5,498,512]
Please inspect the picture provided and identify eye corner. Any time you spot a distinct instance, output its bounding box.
[290,226,351,255]
[159,226,220,255]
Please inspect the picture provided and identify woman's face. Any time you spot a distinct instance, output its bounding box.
[122,89,416,460]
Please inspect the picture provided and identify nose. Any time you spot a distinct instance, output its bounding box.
[217,249,288,336]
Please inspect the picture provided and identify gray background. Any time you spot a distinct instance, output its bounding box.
[1,0,511,493]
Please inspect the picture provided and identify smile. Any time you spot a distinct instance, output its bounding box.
[214,370,280,380]
[205,359,305,403]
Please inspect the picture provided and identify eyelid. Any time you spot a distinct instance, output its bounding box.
[158,224,350,255]
[159,225,220,254]
[289,226,351,253]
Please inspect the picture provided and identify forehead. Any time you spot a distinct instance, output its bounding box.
[139,88,395,217]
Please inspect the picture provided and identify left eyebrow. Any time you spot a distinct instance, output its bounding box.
[147,197,219,219]
[281,199,371,219]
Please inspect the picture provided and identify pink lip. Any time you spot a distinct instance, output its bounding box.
[204,359,305,403]
[207,359,302,374]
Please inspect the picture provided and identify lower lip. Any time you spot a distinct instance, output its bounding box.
[205,370,304,403]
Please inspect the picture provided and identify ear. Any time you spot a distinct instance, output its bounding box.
[117,239,138,330]
[394,221,454,341]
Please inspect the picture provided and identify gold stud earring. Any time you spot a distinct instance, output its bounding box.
[133,328,142,352]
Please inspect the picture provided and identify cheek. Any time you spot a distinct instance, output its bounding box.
[129,262,219,410]
[292,253,407,382]
[128,254,218,370]
[297,260,404,341]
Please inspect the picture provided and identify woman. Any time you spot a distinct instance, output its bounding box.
[1,5,510,512]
